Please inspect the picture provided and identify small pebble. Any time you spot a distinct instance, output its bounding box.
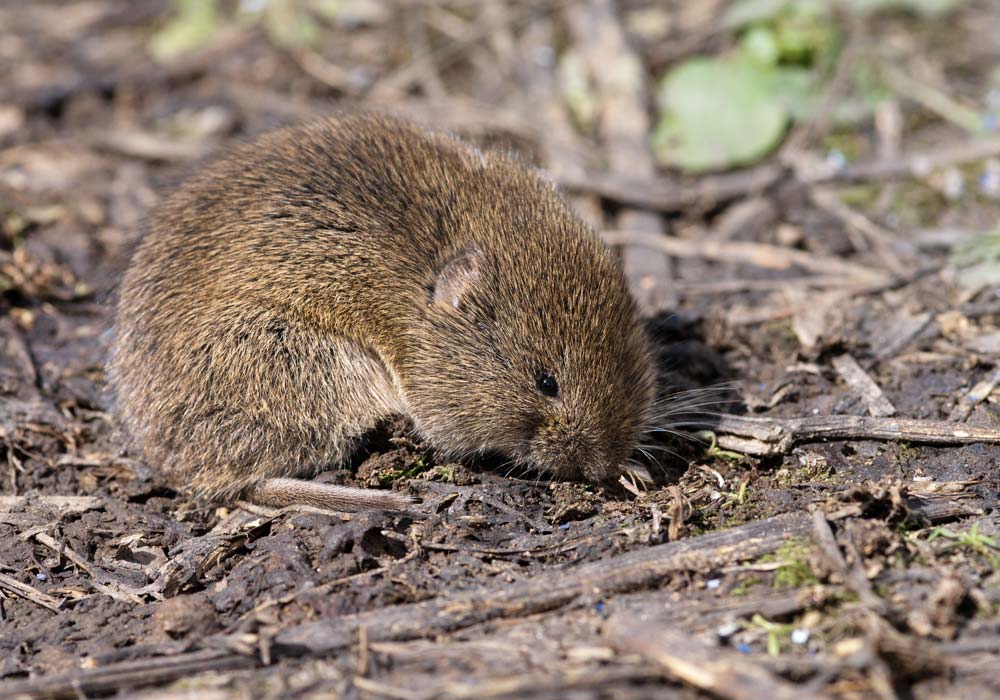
[942,167,965,200]
[706,578,721,590]
[791,628,810,645]
[825,149,847,171]
[35,573,47,581]
[559,523,571,530]
[737,642,751,654]
[717,622,740,638]
[978,160,1000,197]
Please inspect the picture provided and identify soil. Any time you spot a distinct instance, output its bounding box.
[1,2,999,699]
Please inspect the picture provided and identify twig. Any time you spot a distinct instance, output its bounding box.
[90,129,216,163]
[566,0,673,314]
[0,570,63,612]
[828,136,1000,183]
[0,496,103,513]
[561,137,1000,212]
[32,532,148,604]
[285,47,352,91]
[0,649,253,700]
[831,354,896,417]
[605,615,826,700]
[810,511,886,614]
[872,311,936,362]
[369,2,555,99]
[808,187,908,276]
[709,413,1000,457]
[880,64,983,135]
[602,230,890,283]
[558,163,784,213]
[947,366,1000,422]
[672,275,880,295]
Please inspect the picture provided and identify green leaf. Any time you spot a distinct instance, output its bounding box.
[723,0,828,29]
[266,0,321,47]
[723,0,794,29]
[845,0,967,17]
[741,26,781,65]
[652,57,789,172]
[149,0,220,63]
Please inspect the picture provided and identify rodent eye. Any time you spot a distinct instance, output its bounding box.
[535,371,559,398]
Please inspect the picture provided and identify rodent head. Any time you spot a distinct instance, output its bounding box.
[396,174,656,483]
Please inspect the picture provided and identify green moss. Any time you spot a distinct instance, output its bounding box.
[732,575,761,596]
[759,537,820,588]
[924,522,1000,570]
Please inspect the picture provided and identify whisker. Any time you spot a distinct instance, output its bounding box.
[635,446,662,468]
[635,443,686,462]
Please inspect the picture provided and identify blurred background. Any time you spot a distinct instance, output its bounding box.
[2,0,999,312]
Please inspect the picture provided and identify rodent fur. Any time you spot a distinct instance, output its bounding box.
[108,113,656,511]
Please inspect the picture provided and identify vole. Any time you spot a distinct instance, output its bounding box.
[107,113,656,512]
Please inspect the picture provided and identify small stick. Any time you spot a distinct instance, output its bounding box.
[560,137,1000,212]
[832,354,896,417]
[808,188,908,276]
[602,230,889,282]
[708,413,1000,457]
[0,496,103,513]
[0,648,253,700]
[605,615,826,700]
[566,0,674,314]
[947,366,1000,422]
[0,570,63,612]
[880,64,983,134]
[32,532,147,605]
[810,511,887,615]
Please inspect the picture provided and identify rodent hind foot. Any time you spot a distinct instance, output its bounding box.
[246,477,415,513]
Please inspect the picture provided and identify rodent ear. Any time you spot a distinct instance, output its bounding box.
[432,248,481,311]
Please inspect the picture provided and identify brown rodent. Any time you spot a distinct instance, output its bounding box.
[107,113,656,512]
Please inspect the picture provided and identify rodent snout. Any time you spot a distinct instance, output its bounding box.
[528,424,625,483]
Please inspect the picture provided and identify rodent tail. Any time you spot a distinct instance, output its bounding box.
[246,477,416,513]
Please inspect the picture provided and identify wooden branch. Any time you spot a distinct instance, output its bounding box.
[0,571,62,613]
[0,496,103,513]
[605,615,828,700]
[1,650,253,700]
[559,164,784,213]
[602,230,889,282]
[709,414,1000,457]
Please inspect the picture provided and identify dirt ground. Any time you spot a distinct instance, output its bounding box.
[2,1,1000,699]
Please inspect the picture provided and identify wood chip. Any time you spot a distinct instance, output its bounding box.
[947,366,1000,422]
[832,354,896,417]
[0,570,63,612]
